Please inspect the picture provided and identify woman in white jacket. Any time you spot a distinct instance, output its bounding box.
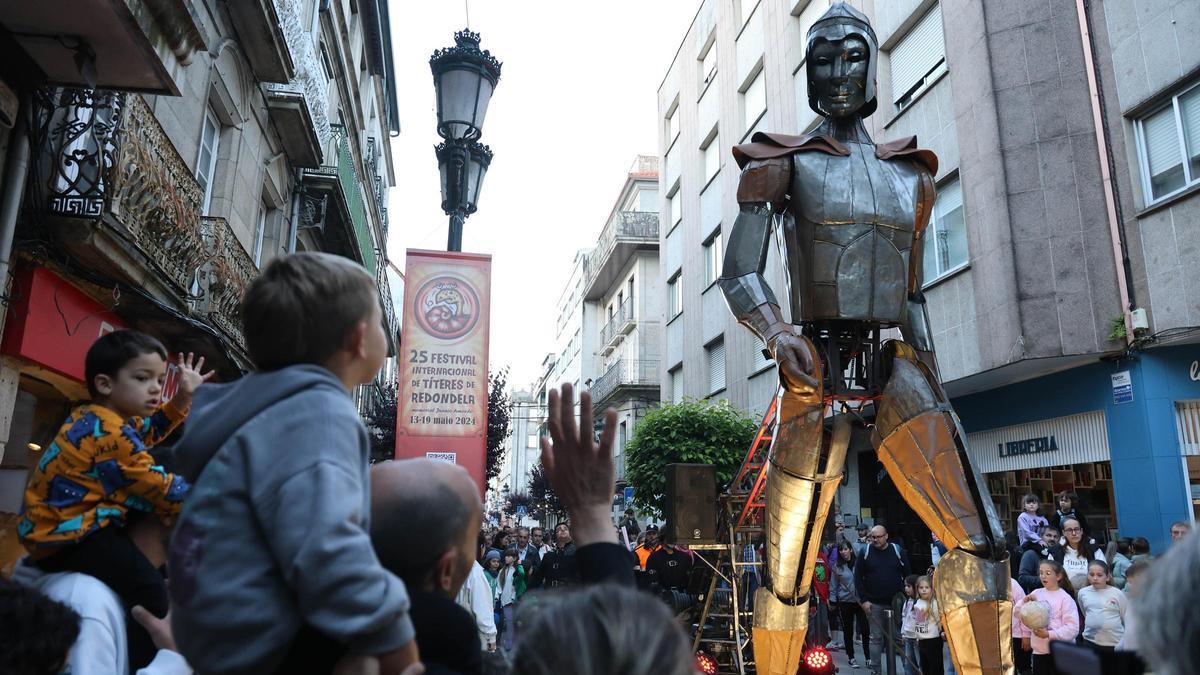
[1051,518,1105,590]
[456,560,498,652]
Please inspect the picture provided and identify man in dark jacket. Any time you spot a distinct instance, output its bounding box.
[646,542,694,590]
[619,508,641,539]
[1017,525,1059,593]
[531,522,579,588]
[514,527,541,576]
[854,526,910,674]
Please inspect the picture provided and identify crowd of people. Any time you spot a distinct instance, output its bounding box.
[809,493,1198,675]
[0,253,697,675]
[0,251,1198,675]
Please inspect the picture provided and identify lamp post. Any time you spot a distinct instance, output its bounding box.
[430,29,501,252]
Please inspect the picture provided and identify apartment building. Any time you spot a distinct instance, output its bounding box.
[658,0,1199,552]
[585,156,662,482]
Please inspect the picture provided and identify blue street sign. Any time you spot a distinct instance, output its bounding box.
[516,505,527,517]
[623,486,635,502]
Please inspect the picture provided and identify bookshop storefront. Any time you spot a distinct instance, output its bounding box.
[954,343,1200,554]
[966,411,1115,541]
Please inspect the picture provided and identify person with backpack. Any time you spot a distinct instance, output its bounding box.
[854,525,911,674]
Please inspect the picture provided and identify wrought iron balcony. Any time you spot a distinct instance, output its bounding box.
[301,128,377,275]
[598,298,636,356]
[35,90,257,351]
[103,93,209,296]
[583,211,658,301]
[198,217,258,348]
[377,263,399,355]
[366,137,389,234]
[590,358,660,407]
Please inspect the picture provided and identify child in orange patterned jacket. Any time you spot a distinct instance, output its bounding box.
[18,330,210,669]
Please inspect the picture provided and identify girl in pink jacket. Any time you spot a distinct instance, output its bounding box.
[1018,559,1081,675]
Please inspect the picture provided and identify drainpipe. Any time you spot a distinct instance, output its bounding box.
[0,92,31,338]
[1075,0,1137,343]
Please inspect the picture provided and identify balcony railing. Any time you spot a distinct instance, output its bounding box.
[199,217,258,348]
[377,263,399,346]
[590,359,660,405]
[583,211,658,301]
[334,131,377,275]
[598,298,636,355]
[102,94,209,295]
[365,137,389,234]
[36,91,257,350]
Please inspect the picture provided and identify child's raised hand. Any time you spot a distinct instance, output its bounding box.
[177,352,215,396]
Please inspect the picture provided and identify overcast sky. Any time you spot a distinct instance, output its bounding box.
[385,1,698,389]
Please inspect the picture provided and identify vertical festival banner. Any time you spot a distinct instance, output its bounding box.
[396,250,492,495]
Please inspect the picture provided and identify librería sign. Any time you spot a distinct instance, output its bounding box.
[998,435,1059,458]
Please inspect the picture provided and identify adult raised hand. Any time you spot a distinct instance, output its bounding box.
[540,383,618,547]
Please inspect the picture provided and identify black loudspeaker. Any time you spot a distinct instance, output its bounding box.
[664,463,717,544]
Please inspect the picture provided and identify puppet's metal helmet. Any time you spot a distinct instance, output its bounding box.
[806,2,879,118]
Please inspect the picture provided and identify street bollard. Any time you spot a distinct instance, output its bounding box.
[884,608,898,675]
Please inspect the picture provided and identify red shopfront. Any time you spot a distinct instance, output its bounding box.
[0,264,128,514]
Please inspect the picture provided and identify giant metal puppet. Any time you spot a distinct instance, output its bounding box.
[718,4,1012,674]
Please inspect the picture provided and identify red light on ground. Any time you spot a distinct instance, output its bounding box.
[803,646,832,671]
[695,651,718,674]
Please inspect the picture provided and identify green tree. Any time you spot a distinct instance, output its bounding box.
[486,369,513,483]
[625,399,758,516]
[527,462,564,521]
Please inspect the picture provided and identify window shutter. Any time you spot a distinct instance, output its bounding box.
[671,368,684,403]
[1144,105,1183,178]
[752,334,773,371]
[934,177,963,220]
[704,137,721,182]
[708,339,727,393]
[1177,400,1200,456]
[744,70,766,133]
[1179,88,1200,163]
[890,5,945,102]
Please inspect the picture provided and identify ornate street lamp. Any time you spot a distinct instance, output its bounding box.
[430,29,501,141]
[430,29,501,251]
[435,138,492,250]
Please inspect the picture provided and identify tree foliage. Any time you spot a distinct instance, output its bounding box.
[486,369,513,483]
[364,383,398,464]
[625,399,758,516]
[526,462,564,520]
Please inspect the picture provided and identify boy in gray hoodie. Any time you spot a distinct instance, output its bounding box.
[167,253,419,674]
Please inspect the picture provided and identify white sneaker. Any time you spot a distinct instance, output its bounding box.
[848,658,860,668]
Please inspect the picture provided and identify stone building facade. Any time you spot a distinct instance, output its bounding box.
[0,1,399,533]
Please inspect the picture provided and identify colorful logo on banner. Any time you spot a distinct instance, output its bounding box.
[396,250,492,496]
[414,275,481,341]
